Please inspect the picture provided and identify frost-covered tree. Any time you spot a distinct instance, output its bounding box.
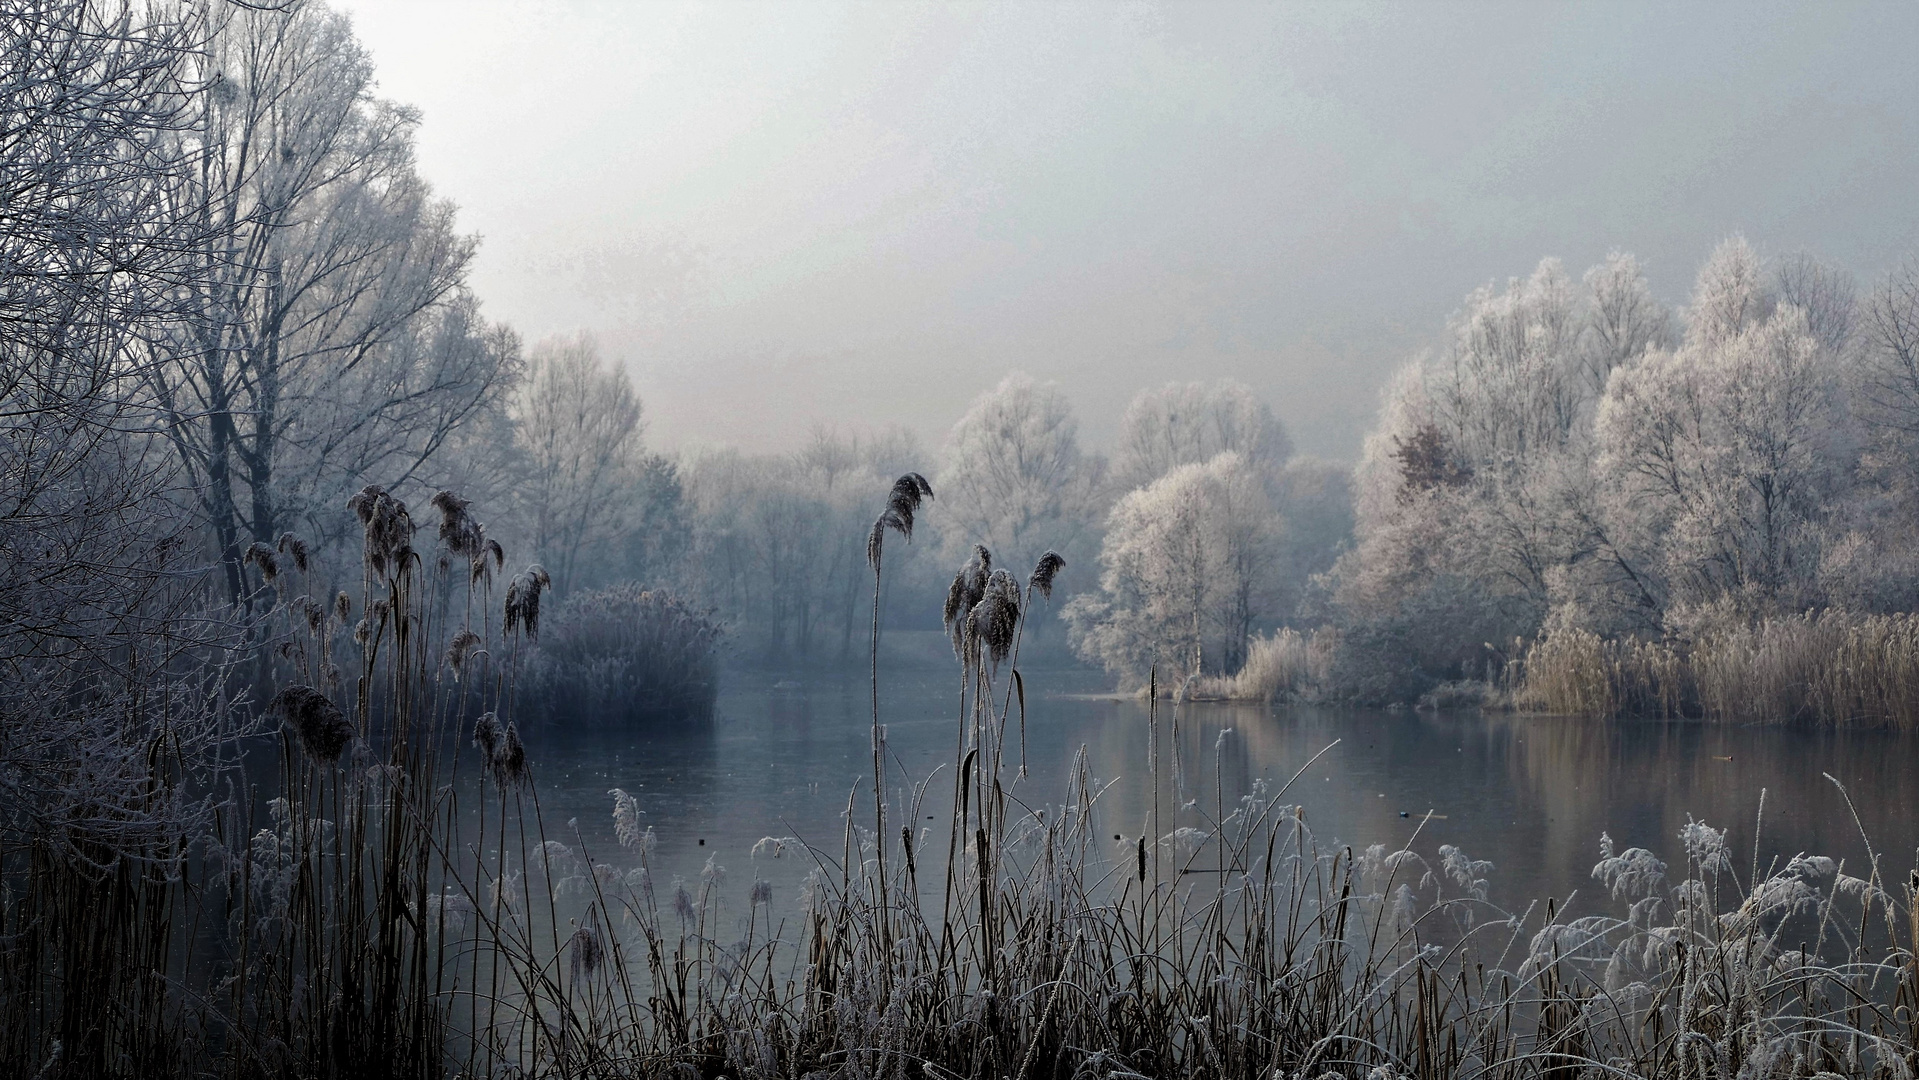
[682,428,934,663]
[937,372,1104,580]
[514,335,644,593]
[147,0,515,602]
[1597,240,1846,614]
[1067,452,1282,686]
[1331,253,1677,689]
[1116,379,1293,492]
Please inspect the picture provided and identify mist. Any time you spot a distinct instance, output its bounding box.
[334,0,1919,458]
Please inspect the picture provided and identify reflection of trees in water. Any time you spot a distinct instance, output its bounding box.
[1487,713,1919,896]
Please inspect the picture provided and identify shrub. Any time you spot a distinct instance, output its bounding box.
[521,583,722,725]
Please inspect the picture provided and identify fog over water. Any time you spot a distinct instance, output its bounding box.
[331,1,1919,458]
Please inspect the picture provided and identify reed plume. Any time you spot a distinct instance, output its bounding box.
[445,629,483,678]
[567,925,604,984]
[270,685,351,763]
[968,567,1021,665]
[504,566,551,639]
[334,591,351,621]
[1029,550,1065,599]
[944,544,992,655]
[492,721,529,787]
[473,711,503,760]
[243,541,278,584]
[865,472,934,569]
[275,532,309,573]
[348,484,414,576]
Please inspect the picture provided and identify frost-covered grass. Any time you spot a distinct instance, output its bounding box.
[518,583,722,725]
[1189,628,1331,702]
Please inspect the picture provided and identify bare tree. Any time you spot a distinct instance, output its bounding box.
[146,0,515,602]
[1067,452,1281,686]
[1116,378,1293,492]
[0,4,249,1070]
[515,334,643,593]
[937,371,1103,577]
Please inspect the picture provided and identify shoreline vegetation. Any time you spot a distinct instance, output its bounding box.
[1179,612,1919,729]
[10,482,1919,1078]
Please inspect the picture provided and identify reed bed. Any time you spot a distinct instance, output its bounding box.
[10,481,1919,1078]
[519,583,722,725]
[1189,628,1333,703]
[1518,612,1919,726]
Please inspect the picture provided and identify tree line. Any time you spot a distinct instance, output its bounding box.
[1329,238,1919,703]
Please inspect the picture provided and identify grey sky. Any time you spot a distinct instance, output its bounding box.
[332,0,1919,460]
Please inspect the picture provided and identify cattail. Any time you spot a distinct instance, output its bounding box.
[1030,550,1065,599]
[271,685,352,763]
[567,924,604,983]
[244,542,278,584]
[275,532,309,573]
[445,629,482,678]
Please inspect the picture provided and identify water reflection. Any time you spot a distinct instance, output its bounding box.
[518,669,1919,920]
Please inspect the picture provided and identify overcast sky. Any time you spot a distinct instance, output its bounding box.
[331,0,1919,460]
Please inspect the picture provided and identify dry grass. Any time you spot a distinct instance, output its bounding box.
[1188,628,1332,702]
[1518,611,1919,726]
[519,584,722,725]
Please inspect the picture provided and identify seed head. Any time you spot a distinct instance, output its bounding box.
[473,711,503,760]
[334,591,351,621]
[1030,551,1065,599]
[944,545,993,656]
[244,542,278,584]
[271,685,352,763]
[430,490,483,560]
[446,629,483,678]
[867,473,934,569]
[967,568,1021,665]
[347,485,414,578]
[492,721,529,787]
[504,567,549,638]
[567,924,604,983]
[272,533,307,574]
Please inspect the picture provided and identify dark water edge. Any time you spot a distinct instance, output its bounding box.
[515,662,1919,922]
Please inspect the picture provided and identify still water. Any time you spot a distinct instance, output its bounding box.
[520,664,1919,920]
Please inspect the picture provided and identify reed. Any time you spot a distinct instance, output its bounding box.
[1189,627,1329,702]
[518,584,722,725]
[1518,611,1919,726]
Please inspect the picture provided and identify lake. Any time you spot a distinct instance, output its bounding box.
[518,663,1919,923]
